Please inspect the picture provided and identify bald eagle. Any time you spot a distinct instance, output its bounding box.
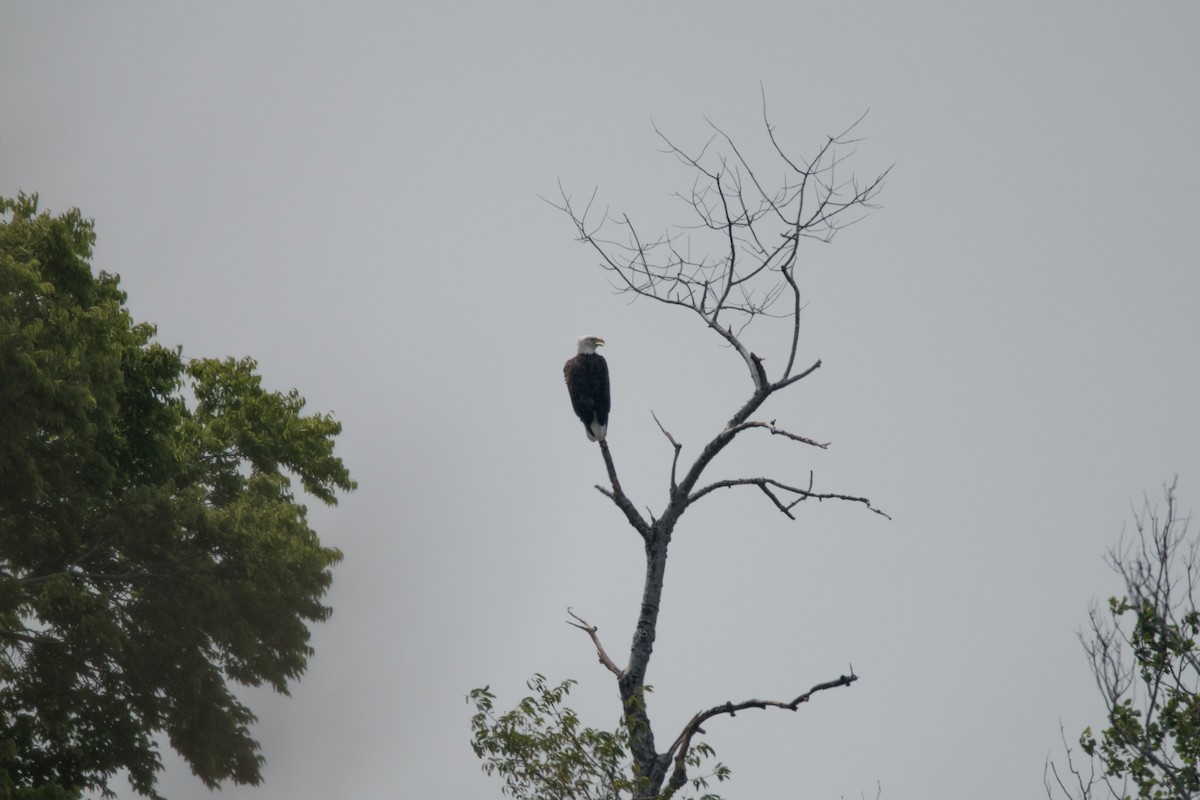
[563,336,610,442]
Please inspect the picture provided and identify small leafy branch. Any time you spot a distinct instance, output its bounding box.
[469,676,729,800]
[1047,479,1200,800]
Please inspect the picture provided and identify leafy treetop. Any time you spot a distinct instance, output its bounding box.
[0,193,356,799]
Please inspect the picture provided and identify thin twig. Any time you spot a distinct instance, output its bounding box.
[731,419,830,449]
[651,410,683,493]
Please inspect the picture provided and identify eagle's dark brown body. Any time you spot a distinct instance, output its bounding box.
[564,350,610,442]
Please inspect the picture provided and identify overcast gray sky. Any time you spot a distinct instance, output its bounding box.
[3,3,1199,798]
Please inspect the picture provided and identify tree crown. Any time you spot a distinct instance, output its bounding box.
[0,193,356,798]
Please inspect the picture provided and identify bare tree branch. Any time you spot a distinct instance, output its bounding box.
[663,671,859,795]
[689,476,891,520]
[650,411,682,494]
[757,482,796,519]
[773,357,822,391]
[594,440,651,541]
[550,113,887,398]
[566,609,623,678]
[730,419,830,449]
[1044,717,1133,800]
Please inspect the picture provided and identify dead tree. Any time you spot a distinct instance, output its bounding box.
[552,111,891,798]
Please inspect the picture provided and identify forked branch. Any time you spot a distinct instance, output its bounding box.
[690,475,892,520]
[663,671,859,794]
[566,609,622,677]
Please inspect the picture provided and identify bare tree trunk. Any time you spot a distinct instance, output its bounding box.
[622,525,670,793]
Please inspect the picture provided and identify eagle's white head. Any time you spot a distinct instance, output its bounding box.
[576,335,605,355]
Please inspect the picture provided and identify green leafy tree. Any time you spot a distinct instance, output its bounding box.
[471,113,889,799]
[1047,481,1200,800]
[0,194,356,799]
